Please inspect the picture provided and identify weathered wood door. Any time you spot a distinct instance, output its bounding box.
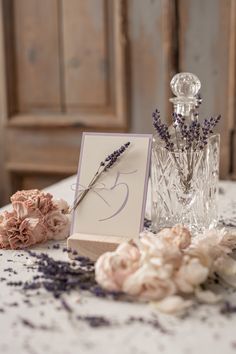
[0,0,128,205]
[0,0,236,206]
[178,0,236,180]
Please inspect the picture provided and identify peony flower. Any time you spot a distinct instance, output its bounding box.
[11,189,55,218]
[123,263,176,301]
[8,217,47,249]
[95,240,141,292]
[174,256,209,293]
[44,210,70,240]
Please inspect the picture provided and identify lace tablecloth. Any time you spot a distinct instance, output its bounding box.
[0,176,236,354]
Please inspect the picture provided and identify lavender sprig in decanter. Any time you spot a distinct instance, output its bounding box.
[151,72,220,234]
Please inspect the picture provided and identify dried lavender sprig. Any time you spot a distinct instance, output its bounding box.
[171,112,221,151]
[198,115,221,150]
[153,109,174,151]
[153,109,221,193]
[72,142,130,211]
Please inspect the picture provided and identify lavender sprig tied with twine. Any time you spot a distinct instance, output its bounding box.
[152,100,221,193]
[72,142,130,211]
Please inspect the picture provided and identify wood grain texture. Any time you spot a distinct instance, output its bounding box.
[13,0,61,112]
[7,112,127,130]
[61,0,128,130]
[233,132,236,178]
[6,128,82,175]
[0,1,10,205]
[178,0,236,178]
[128,0,176,132]
[62,0,108,107]
[68,233,125,261]
[0,0,128,202]
[11,173,70,192]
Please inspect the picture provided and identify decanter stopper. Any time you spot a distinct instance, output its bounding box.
[169,72,201,117]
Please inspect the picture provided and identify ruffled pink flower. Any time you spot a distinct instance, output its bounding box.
[6,216,47,250]
[95,240,141,291]
[0,211,16,248]
[9,218,47,249]
[11,189,55,218]
[0,189,70,249]
[44,210,70,240]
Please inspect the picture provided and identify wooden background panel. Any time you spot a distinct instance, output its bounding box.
[128,0,176,133]
[11,173,71,192]
[13,0,61,112]
[62,0,109,108]
[6,128,82,177]
[178,0,236,178]
[0,1,10,204]
[233,132,236,179]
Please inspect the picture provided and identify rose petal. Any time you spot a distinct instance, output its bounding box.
[195,289,222,304]
[151,295,193,314]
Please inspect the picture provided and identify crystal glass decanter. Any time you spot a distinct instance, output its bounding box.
[151,72,220,234]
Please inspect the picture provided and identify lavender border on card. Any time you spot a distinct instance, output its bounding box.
[70,132,152,237]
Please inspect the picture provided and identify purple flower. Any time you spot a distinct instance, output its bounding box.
[153,110,173,151]
[104,142,130,170]
[153,109,221,152]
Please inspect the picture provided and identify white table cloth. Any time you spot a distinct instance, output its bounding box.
[0,176,236,354]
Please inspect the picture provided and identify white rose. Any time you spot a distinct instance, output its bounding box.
[123,263,176,301]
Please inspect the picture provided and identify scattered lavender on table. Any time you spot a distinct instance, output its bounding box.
[10,248,123,300]
[72,142,130,211]
[220,301,236,316]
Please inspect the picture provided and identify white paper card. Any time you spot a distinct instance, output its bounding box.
[71,133,152,239]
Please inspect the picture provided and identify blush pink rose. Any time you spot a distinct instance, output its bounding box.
[44,210,70,240]
[95,240,141,292]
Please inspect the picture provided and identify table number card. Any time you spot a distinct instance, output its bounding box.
[68,132,152,260]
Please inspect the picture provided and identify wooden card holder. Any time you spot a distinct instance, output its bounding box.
[67,233,125,261]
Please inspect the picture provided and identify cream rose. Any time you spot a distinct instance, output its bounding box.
[158,224,191,249]
[174,256,209,293]
[140,233,182,269]
[123,263,176,301]
[53,199,69,214]
[95,241,141,292]
[44,210,70,240]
